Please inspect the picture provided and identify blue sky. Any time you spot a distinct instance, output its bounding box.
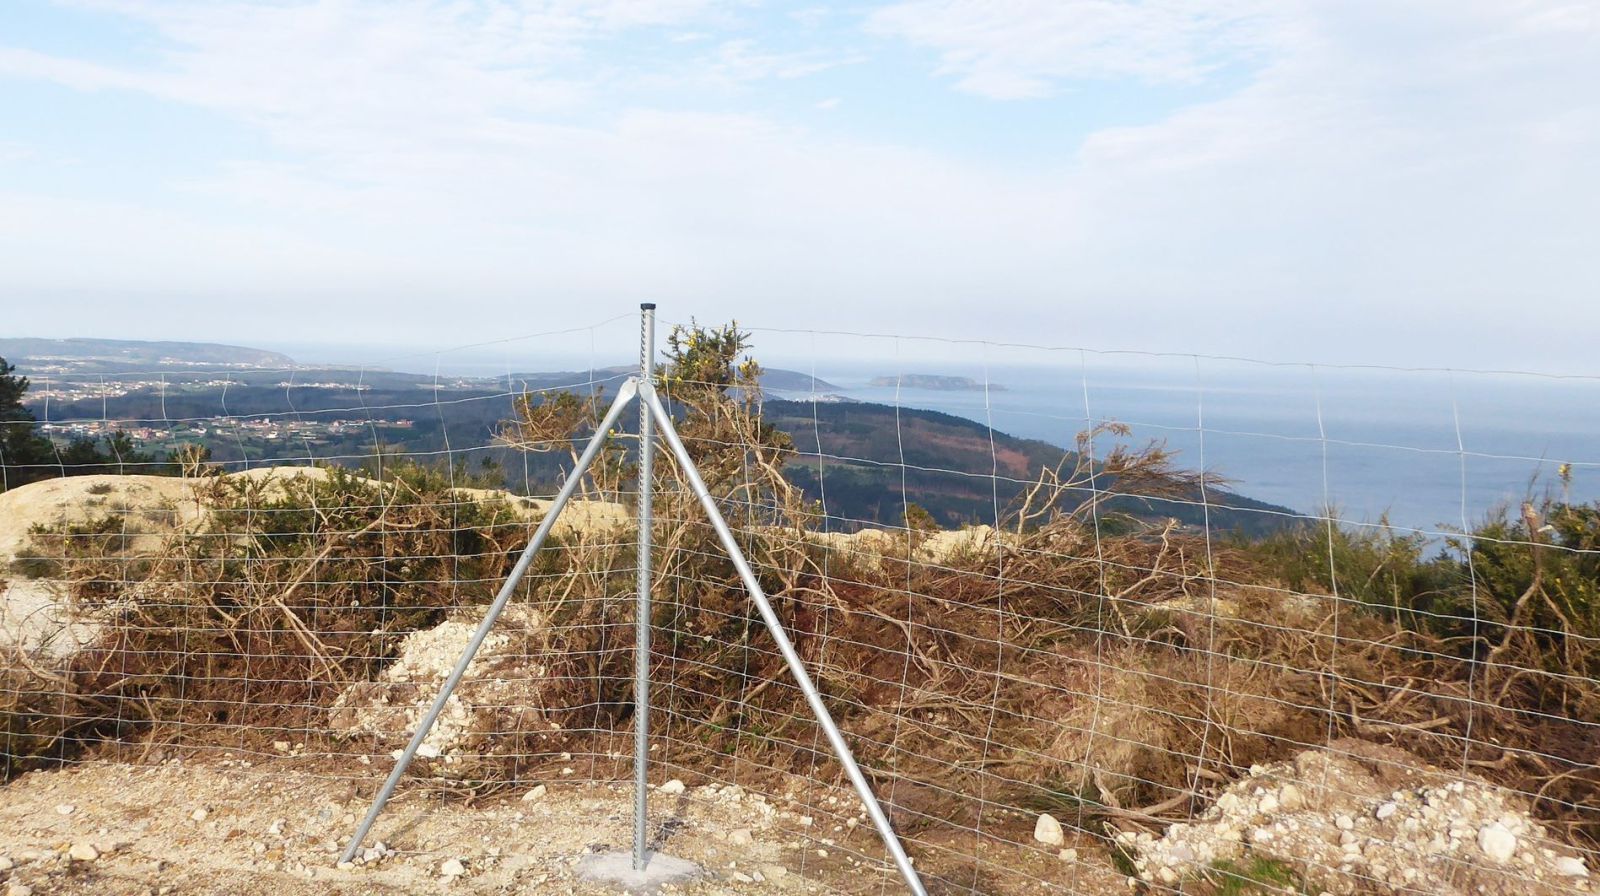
[2,1,1598,369]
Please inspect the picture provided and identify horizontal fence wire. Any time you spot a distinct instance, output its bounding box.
[3,315,1599,895]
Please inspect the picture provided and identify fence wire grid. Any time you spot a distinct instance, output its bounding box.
[2,313,1598,896]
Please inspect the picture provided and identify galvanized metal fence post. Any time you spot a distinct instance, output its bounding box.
[341,310,927,894]
[633,303,656,870]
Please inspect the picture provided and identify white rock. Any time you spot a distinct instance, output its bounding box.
[1059,848,1078,862]
[1278,784,1305,811]
[1478,823,1517,863]
[190,807,209,822]
[55,804,76,816]
[69,842,100,862]
[1375,802,1397,821]
[416,743,441,759]
[732,872,754,883]
[1555,856,1590,877]
[440,857,467,877]
[1335,814,1354,831]
[8,884,35,896]
[659,779,686,795]
[273,741,291,752]
[1033,813,1065,846]
[0,857,11,872]
[522,784,547,802]
[1257,793,1279,815]
[729,828,753,846]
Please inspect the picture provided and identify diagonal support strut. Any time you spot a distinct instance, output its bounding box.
[339,377,638,866]
[639,382,930,896]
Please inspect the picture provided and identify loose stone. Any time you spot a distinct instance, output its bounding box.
[1555,856,1589,877]
[1478,823,1517,863]
[1033,813,1065,846]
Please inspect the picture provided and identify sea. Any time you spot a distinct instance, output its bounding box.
[265,339,1600,539]
[782,359,1600,540]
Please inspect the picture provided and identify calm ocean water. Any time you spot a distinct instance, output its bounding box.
[774,358,1600,538]
[263,339,1600,537]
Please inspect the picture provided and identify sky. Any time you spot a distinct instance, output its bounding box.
[2,1,1598,370]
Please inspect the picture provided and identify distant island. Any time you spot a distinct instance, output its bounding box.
[867,374,1005,392]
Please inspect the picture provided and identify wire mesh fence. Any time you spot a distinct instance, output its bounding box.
[2,313,1598,895]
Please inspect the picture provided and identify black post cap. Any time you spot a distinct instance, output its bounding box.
[640,303,657,310]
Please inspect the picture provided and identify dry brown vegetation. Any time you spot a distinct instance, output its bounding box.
[5,324,1600,894]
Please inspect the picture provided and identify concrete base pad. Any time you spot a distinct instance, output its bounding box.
[577,851,702,892]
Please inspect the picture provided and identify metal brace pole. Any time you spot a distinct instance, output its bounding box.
[633,303,656,870]
[639,383,930,896]
[340,378,640,865]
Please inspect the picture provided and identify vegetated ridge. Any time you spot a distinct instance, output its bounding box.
[14,343,1296,534]
[0,337,295,369]
[766,399,1289,535]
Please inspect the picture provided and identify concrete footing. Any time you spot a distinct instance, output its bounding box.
[577,851,702,892]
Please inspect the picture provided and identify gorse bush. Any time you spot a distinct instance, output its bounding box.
[1242,498,1600,669]
[2,460,539,774]
[1237,515,1462,626]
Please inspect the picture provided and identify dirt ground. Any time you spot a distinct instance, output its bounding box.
[0,757,1105,896]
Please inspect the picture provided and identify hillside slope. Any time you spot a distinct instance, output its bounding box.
[766,399,1294,535]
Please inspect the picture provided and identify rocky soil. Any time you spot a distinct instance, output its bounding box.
[0,759,848,896]
[1121,739,1593,895]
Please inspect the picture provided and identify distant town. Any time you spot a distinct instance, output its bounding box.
[37,417,417,451]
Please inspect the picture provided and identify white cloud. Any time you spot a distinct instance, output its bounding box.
[867,0,1278,99]
[2,1,1598,369]
[0,140,37,164]
[703,38,863,83]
